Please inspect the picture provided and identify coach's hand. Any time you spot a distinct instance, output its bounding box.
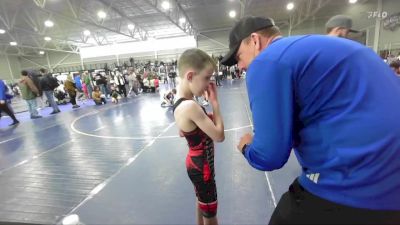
[237,133,253,154]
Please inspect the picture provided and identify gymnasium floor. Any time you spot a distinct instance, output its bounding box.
[0,79,301,225]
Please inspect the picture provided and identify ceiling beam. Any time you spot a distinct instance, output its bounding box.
[0,1,10,29]
[198,33,228,48]
[0,43,78,54]
[66,0,79,19]
[290,0,331,30]
[129,0,146,14]
[20,56,49,69]
[199,27,232,34]
[22,8,40,31]
[0,51,38,57]
[140,0,195,37]
[12,26,86,46]
[52,53,72,69]
[35,2,136,40]
[10,7,19,30]
[174,0,196,35]
[96,0,148,40]
[239,0,246,18]
[33,0,46,8]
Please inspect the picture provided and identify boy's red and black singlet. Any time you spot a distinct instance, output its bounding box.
[173,98,217,217]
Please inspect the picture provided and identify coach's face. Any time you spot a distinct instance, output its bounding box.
[236,41,255,71]
[337,28,350,38]
[235,33,264,71]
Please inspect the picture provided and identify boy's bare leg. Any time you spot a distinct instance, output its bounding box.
[203,215,218,225]
[196,201,218,225]
[196,204,204,225]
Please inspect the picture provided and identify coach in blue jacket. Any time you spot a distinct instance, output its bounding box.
[222,16,400,224]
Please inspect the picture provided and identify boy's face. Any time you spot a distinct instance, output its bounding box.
[189,66,214,97]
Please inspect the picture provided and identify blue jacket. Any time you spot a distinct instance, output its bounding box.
[0,79,9,100]
[244,35,400,210]
[74,76,82,90]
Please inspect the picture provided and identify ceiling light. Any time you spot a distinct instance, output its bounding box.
[44,20,54,27]
[179,17,186,24]
[44,36,52,41]
[0,29,5,34]
[10,41,17,46]
[161,1,170,10]
[286,2,294,10]
[127,24,135,30]
[97,10,106,19]
[349,0,357,3]
[39,51,45,55]
[83,30,91,36]
[229,10,236,18]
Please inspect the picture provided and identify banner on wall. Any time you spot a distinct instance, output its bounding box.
[383,12,400,31]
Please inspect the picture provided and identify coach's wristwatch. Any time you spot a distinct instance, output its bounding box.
[241,144,248,156]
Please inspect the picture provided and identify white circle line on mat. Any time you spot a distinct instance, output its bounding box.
[71,111,252,140]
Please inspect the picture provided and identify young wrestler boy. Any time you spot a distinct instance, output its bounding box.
[173,49,224,225]
[161,88,177,107]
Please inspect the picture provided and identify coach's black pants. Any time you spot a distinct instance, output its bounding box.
[0,102,18,122]
[269,178,400,225]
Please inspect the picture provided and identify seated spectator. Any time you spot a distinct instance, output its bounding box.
[92,86,107,105]
[143,78,150,93]
[149,78,155,93]
[154,76,160,92]
[110,85,119,104]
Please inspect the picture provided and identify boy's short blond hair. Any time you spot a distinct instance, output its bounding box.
[178,48,217,78]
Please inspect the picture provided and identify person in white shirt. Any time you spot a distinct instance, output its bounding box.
[114,71,127,97]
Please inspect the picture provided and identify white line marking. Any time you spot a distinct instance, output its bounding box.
[71,112,151,140]
[67,122,176,215]
[93,126,106,131]
[71,111,253,140]
[224,125,252,131]
[240,82,277,208]
[0,141,72,174]
[1,97,138,145]
[0,137,18,144]
[0,123,60,144]
[265,172,277,207]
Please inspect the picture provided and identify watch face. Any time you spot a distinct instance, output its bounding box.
[242,144,247,155]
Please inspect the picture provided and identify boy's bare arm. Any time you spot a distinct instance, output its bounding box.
[207,83,224,142]
[175,100,224,142]
[189,100,224,142]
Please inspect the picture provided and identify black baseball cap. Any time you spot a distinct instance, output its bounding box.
[325,15,359,33]
[221,16,275,66]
